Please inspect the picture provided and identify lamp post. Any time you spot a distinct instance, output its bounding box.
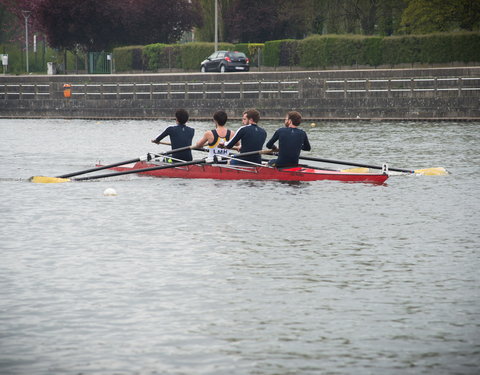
[214,0,218,51]
[22,10,31,73]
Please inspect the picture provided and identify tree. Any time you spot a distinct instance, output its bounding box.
[401,0,480,34]
[224,0,316,43]
[196,0,233,42]
[36,0,122,51]
[3,0,203,52]
[0,0,45,44]
[119,0,203,45]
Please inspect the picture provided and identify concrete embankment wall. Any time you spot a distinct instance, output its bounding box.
[1,67,479,120]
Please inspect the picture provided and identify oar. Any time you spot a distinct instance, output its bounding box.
[74,158,207,181]
[30,145,194,183]
[297,155,448,176]
[76,149,271,181]
[36,149,270,183]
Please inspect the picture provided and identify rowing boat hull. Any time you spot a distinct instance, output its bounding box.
[107,162,388,184]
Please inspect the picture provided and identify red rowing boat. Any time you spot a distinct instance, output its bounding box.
[107,161,388,184]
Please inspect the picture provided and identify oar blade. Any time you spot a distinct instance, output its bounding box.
[414,167,449,176]
[341,167,370,173]
[30,176,71,184]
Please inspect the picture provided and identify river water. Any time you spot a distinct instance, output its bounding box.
[0,118,479,375]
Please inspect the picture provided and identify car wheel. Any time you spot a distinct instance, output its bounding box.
[220,65,226,73]
[201,65,206,73]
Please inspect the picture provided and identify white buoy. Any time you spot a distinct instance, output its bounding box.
[103,188,117,196]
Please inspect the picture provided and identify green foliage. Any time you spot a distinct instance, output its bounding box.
[143,43,178,70]
[180,42,233,70]
[263,40,282,66]
[382,32,480,65]
[124,42,234,71]
[299,35,377,67]
[450,32,480,62]
[113,32,480,71]
[401,0,480,34]
[233,43,264,65]
[0,42,61,74]
[298,32,480,68]
[114,46,145,72]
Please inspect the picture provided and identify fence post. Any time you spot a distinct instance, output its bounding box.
[240,81,243,99]
[458,77,463,97]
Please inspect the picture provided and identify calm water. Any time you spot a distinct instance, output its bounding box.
[0,119,479,375]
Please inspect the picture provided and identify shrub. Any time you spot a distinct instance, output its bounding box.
[113,46,145,72]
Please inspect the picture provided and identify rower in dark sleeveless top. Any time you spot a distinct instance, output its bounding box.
[194,110,237,160]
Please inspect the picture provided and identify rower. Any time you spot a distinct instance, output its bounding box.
[224,109,267,166]
[151,109,195,161]
[266,111,311,168]
[193,110,236,162]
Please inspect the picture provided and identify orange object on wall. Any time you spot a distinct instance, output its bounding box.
[63,84,71,98]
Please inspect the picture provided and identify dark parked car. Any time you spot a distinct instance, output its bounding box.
[200,51,250,73]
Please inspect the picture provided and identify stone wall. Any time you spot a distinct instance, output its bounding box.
[1,67,479,120]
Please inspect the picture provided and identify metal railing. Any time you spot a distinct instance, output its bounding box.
[1,77,479,100]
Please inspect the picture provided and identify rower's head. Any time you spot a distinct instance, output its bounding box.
[285,111,301,127]
[175,109,189,125]
[241,111,248,125]
[245,109,260,124]
[213,110,228,127]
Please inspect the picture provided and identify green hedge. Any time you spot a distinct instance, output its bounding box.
[382,32,480,65]
[234,43,264,66]
[113,46,145,72]
[141,42,233,71]
[112,32,480,72]
[299,34,385,68]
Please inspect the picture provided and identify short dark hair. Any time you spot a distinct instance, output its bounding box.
[245,109,260,123]
[287,111,302,126]
[175,109,189,124]
[213,110,228,126]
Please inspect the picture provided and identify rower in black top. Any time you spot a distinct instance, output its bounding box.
[225,109,267,165]
[266,111,311,168]
[152,109,195,161]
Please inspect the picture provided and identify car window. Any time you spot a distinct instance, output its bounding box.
[230,52,246,59]
[217,52,226,58]
[208,53,217,59]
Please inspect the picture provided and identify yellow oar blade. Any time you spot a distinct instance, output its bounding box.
[341,167,370,173]
[29,176,71,184]
[413,167,449,176]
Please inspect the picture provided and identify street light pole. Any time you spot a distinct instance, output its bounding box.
[214,0,218,51]
[22,10,31,74]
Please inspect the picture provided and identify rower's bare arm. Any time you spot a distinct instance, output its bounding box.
[194,131,211,148]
